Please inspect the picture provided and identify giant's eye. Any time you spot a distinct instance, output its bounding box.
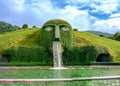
[61,27,69,31]
[45,26,53,31]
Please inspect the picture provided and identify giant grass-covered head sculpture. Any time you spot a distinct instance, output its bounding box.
[40,19,73,49]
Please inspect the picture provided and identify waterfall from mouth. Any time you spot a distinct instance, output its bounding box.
[53,41,63,69]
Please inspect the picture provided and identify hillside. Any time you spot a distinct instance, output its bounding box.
[0,29,40,54]
[74,31,120,61]
[0,21,20,34]
[86,30,113,37]
[0,29,120,62]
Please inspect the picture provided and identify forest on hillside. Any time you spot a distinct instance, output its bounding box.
[0,21,20,34]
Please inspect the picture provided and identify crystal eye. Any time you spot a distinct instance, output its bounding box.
[45,27,53,31]
[61,27,69,31]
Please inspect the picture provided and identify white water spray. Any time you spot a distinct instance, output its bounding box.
[53,41,64,69]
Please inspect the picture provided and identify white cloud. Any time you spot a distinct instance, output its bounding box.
[11,0,25,12]
[31,0,53,13]
[22,1,91,30]
[92,17,120,33]
[110,13,120,18]
[90,0,119,14]
[66,0,90,5]
[58,6,88,20]
[71,14,90,30]
[67,0,119,14]
[54,6,90,30]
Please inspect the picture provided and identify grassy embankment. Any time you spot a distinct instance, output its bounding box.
[74,31,120,62]
[0,29,40,55]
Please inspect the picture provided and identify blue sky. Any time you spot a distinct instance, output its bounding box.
[0,0,120,33]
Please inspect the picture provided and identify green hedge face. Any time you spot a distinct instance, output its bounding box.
[40,19,73,49]
[62,45,99,64]
[1,46,53,64]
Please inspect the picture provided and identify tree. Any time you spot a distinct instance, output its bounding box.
[63,45,99,63]
[0,21,20,33]
[74,28,78,31]
[107,36,113,39]
[32,26,37,28]
[113,32,120,41]
[22,24,28,29]
[14,25,21,30]
[99,34,104,37]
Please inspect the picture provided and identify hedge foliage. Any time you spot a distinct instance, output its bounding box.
[96,46,109,54]
[40,19,73,49]
[1,46,53,65]
[0,62,50,66]
[113,31,120,41]
[1,45,112,66]
[64,62,120,66]
[40,27,54,49]
[62,45,99,64]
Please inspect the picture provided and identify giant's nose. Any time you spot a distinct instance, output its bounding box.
[54,25,60,41]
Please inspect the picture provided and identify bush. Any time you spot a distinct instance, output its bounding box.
[74,28,78,31]
[1,46,53,65]
[96,46,109,54]
[0,62,51,66]
[99,34,104,37]
[64,62,120,66]
[63,45,99,65]
[113,32,120,41]
[22,24,28,29]
[90,62,120,66]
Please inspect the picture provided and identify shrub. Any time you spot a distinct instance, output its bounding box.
[96,46,109,54]
[1,46,53,65]
[90,62,120,66]
[22,24,28,29]
[63,45,99,64]
[74,28,78,31]
[113,31,120,41]
[99,34,104,37]
[0,62,50,66]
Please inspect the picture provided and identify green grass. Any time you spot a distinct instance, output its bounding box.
[0,28,40,54]
[74,31,120,62]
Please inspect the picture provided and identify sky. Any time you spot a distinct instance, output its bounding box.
[0,0,120,33]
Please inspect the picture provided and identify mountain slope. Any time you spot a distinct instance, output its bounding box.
[0,21,20,34]
[86,30,113,37]
[0,29,120,62]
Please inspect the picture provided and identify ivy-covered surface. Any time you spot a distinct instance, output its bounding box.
[1,44,112,65]
[1,46,53,65]
[62,45,98,64]
[40,19,73,49]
